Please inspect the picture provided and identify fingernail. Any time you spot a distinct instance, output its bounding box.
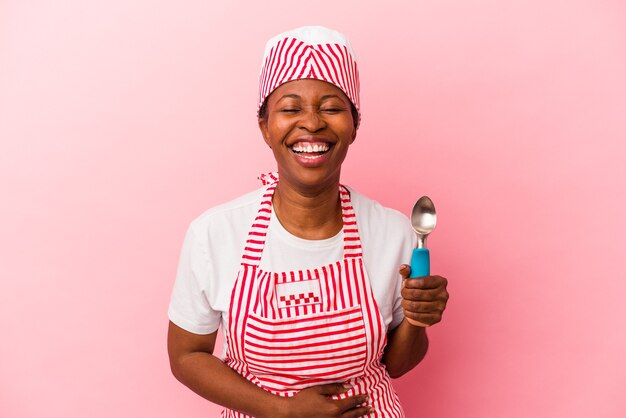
[343,383,353,389]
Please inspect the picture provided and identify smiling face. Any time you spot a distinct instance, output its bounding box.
[258,79,357,191]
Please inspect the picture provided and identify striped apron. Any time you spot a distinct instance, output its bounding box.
[222,182,404,417]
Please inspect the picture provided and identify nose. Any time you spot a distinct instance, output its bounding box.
[297,108,326,132]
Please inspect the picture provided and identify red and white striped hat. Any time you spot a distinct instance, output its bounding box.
[257,26,360,119]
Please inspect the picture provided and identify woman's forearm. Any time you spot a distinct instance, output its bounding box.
[381,319,429,378]
[171,351,285,417]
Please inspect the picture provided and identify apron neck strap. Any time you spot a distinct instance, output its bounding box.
[339,185,363,259]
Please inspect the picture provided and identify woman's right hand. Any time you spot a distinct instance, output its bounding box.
[275,383,372,418]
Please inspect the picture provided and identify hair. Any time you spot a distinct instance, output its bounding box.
[258,99,361,130]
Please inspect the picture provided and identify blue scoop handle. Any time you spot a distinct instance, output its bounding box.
[409,248,430,278]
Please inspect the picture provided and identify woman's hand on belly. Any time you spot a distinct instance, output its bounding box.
[276,383,372,418]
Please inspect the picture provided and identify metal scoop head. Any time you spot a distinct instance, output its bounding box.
[410,196,437,248]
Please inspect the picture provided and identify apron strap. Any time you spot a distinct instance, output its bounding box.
[241,183,276,266]
[339,185,363,258]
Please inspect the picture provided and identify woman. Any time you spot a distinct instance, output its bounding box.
[167,26,449,418]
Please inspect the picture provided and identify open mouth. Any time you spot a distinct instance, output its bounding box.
[290,142,332,160]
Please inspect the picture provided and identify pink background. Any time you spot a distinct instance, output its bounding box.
[1,1,625,417]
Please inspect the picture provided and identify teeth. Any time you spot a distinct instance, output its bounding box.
[292,143,330,153]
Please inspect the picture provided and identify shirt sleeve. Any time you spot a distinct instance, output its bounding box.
[168,224,221,334]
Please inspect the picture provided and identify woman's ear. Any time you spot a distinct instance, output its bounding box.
[350,124,357,144]
[258,117,271,147]
[349,109,359,144]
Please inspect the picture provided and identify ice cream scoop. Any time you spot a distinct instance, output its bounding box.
[409,196,437,278]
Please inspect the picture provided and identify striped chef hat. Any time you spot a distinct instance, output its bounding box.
[257,26,360,119]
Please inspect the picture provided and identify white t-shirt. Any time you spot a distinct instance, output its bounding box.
[168,185,417,356]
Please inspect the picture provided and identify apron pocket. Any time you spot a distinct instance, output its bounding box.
[243,305,367,389]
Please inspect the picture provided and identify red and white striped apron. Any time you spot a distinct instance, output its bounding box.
[223,181,404,417]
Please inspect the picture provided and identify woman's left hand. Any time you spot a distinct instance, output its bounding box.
[399,265,449,327]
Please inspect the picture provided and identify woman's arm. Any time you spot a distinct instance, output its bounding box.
[167,321,372,418]
[381,320,429,378]
[167,321,280,416]
[382,265,449,378]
